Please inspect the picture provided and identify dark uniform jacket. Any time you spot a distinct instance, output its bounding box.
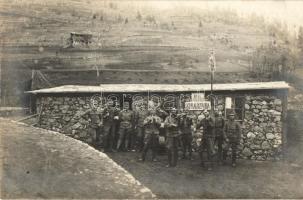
[214,116,225,137]
[223,120,242,142]
[86,109,102,128]
[135,110,149,128]
[143,115,162,135]
[164,115,180,137]
[179,116,193,135]
[196,117,214,138]
[102,107,119,126]
[119,110,134,129]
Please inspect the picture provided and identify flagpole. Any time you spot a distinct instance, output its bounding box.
[147,90,150,110]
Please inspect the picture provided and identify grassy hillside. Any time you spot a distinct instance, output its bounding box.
[0,0,274,106]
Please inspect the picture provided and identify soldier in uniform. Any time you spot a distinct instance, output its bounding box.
[83,106,103,147]
[139,109,162,162]
[116,102,135,151]
[196,110,215,170]
[134,104,149,152]
[223,112,242,167]
[179,110,194,160]
[164,108,181,167]
[214,111,225,163]
[102,100,120,152]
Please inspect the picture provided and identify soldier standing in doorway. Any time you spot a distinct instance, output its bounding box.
[164,108,181,167]
[179,110,194,160]
[139,109,162,162]
[116,102,135,151]
[223,112,242,167]
[196,110,215,171]
[214,111,225,164]
[102,100,120,152]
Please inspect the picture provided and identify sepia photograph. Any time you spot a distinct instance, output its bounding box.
[1,0,303,199]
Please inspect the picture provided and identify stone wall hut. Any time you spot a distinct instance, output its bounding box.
[27,81,289,161]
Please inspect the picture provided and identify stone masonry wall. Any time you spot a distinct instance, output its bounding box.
[37,94,284,161]
[240,95,283,160]
[37,96,96,144]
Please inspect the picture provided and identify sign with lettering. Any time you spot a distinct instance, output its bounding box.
[225,97,232,109]
[191,93,205,102]
[185,101,211,110]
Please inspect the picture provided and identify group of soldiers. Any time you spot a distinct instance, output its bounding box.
[84,99,242,170]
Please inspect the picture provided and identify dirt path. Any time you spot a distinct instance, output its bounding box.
[108,150,303,199]
[0,118,155,199]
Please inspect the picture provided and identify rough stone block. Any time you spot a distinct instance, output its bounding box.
[266,133,275,140]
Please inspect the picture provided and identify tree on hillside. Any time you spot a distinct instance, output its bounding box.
[199,21,203,28]
[298,26,303,51]
[109,2,117,10]
[117,14,123,23]
[136,11,142,21]
[145,15,156,24]
[252,43,297,80]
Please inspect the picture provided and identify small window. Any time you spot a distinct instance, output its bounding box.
[225,96,245,122]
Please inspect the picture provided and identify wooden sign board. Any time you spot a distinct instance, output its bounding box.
[185,101,211,110]
[191,93,205,102]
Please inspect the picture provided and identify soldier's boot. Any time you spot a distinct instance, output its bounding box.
[116,139,122,151]
[232,148,237,167]
[125,139,130,151]
[139,153,146,162]
[206,162,213,171]
[222,150,228,165]
[182,153,186,160]
[167,150,173,167]
[199,151,204,166]
[189,153,193,161]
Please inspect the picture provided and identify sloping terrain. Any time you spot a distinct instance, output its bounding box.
[0,0,274,105]
[0,118,155,199]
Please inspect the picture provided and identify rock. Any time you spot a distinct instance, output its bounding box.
[260,123,267,128]
[247,132,255,138]
[60,105,70,110]
[261,101,267,105]
[252,100,258,105]
[48,118,56,123]
[63,116,71,122]
[242,148,253,157]
[72,122,81,129]
[253,126,262,132]
[79,131,88,138]
[266,133,275,140]
[274,99,282,105]
[273,111,281,116]
[79,100,86,105]
[245,104,250,110]
[256,156,266,161]
[261,141,271,149]
[254,150,263,154]
[253,109,259,113]
[274,116,281,122]
[251,144,260,150]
